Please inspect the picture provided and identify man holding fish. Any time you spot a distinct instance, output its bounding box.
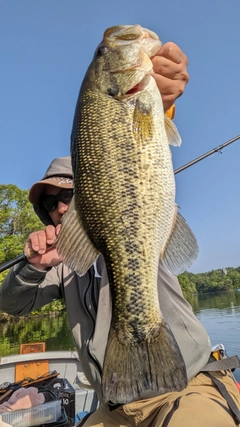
[1,25,239,427]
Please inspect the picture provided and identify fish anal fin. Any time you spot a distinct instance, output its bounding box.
[161,210,199,275]
[57,195,100,275]
[101,321,187,404]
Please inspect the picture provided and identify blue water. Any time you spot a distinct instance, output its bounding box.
[192,289,240,382]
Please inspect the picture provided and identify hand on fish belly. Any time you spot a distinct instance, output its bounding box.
[57,24,198,405]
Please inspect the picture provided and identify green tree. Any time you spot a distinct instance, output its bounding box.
[178,272,196,298]
[227,268,240,289]
[0,184,43,282]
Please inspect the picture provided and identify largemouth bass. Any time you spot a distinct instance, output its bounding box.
[57,24,198,404]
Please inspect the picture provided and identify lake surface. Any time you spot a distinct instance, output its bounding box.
[187,289,240,358]
[0,289,240,380]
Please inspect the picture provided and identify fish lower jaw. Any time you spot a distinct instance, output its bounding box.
[121,75,151,97]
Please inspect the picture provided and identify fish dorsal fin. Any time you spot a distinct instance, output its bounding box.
[164,116,182,147]
[57,195,100,276]
[161,209,199,275]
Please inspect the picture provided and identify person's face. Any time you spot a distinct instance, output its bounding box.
[42,186,73,226]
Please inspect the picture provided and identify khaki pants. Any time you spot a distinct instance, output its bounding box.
[82,372,240,427]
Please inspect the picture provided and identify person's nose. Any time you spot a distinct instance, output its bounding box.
[57,201,69,214]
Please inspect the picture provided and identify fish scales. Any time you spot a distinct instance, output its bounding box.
[74,85,173,332]
[57,24,198,404]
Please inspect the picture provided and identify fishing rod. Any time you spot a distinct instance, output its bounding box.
[174,134,240,175]
[0,134,240,274]
[0,253,27,273]
[0,244,56,273]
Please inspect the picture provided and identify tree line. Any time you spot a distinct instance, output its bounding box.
[178,267,240,298]
[0,184,239,306]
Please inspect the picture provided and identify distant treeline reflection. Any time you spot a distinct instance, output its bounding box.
[185,288,240,313]
[0,312,75,356]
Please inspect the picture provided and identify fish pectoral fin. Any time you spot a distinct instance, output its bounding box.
[161,210,199,275]
[57,195,100,276]
[164,116,182,147]
[101,321,187,404]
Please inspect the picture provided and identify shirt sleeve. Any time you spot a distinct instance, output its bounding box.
[0,261,63,315]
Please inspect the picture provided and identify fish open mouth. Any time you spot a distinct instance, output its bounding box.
[126,84,141,94]
[126,75,151,95]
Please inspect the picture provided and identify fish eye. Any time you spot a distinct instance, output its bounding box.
[96,45,109,56]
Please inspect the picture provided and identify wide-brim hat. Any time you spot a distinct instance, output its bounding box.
[29,176,73,204]
[29,156,73,205]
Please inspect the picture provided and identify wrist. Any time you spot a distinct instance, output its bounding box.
[27,261,50,272]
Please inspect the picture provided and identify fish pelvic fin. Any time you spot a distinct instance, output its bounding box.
[101,321,187,404]
[57,195,100,276]
[164,116,182,147]
[161,209,199,275]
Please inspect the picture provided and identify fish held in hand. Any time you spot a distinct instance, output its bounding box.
[57,24,198,403]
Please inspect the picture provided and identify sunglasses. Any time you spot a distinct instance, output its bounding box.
[42,189,73,212]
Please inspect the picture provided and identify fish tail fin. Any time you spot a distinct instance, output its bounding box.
[101,321,187,404]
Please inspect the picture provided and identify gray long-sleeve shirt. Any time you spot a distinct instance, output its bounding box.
[0,255,211,401]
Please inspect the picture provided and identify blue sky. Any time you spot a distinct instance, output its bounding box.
[1,0,240,274]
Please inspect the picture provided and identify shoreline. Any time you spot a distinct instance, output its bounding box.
[0,310,62,323]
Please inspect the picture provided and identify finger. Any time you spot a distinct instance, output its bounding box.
[41,247,61,263]
[24,240,36,258]
[153,73,187,97]
[29,231,48,254]
[27,246,61,267]
[152,56,189,82]
[45,225,57,245]
[153,74,187,112]
[55,224,62,237]
[155,42,188,65]
[24,239,42,259]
